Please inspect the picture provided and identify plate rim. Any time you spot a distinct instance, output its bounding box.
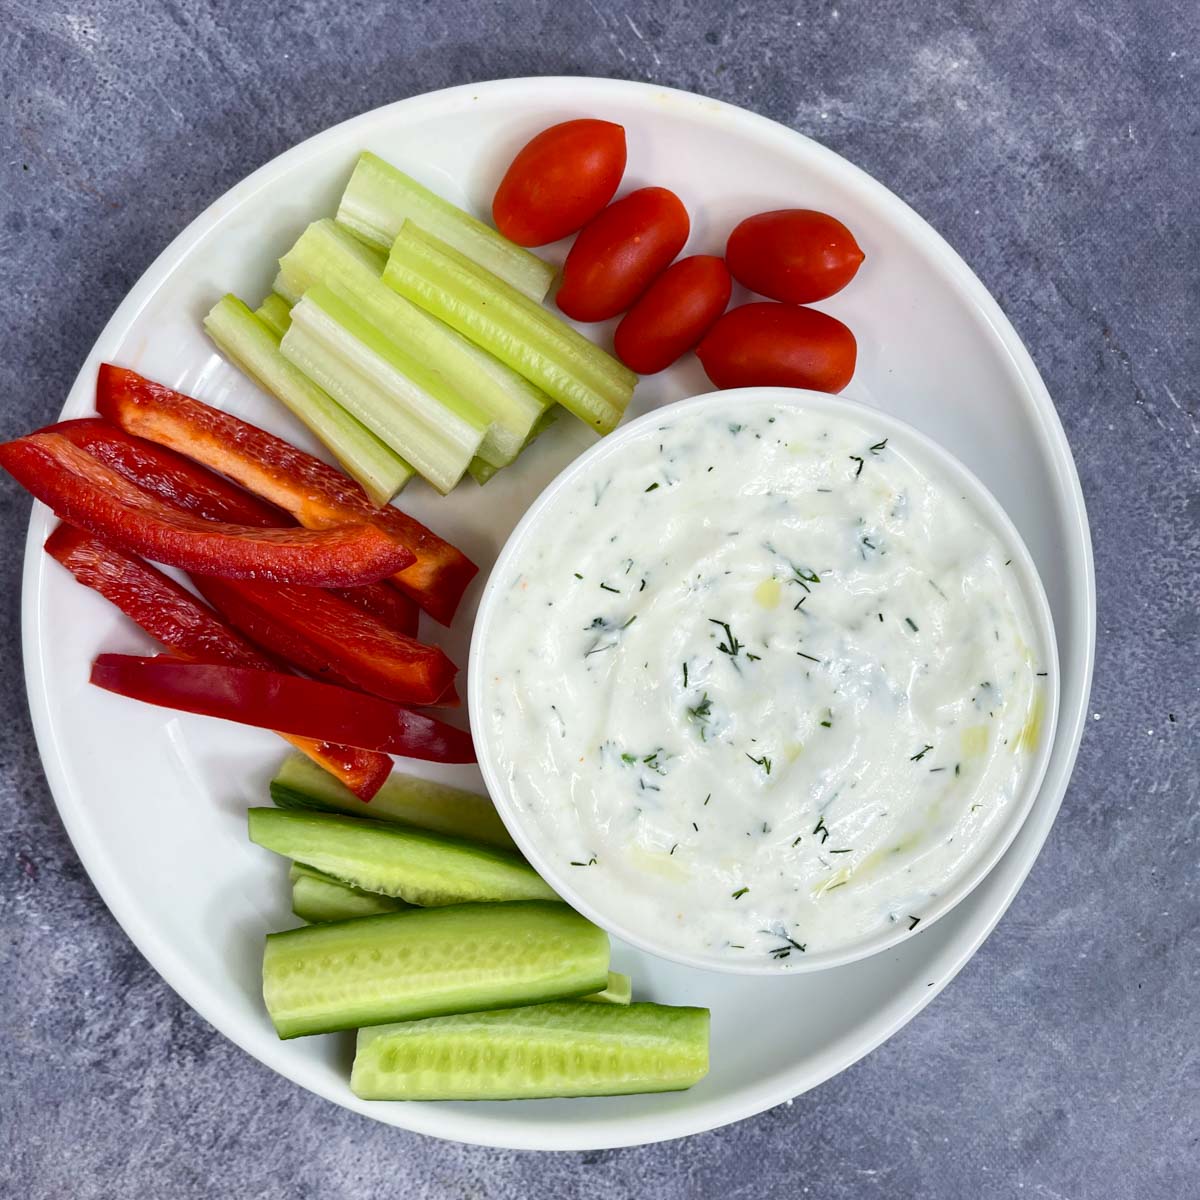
[20,75,1096,1150]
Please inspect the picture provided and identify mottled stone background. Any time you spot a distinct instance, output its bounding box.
[1,2,1196,1197]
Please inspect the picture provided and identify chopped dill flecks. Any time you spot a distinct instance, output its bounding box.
[645,482,660,492]
[708,618,743,657]
[905,616,919,632]
[910,744,934,762]
[731,886,749,899]
[849,454,865,477]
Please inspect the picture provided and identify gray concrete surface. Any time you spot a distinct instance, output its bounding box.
[1,2,1196,1197]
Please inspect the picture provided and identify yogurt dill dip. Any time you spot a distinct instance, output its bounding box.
[479,398,1049,965]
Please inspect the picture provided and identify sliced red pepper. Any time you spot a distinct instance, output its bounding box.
[45,523,391,799]
[96,364,478,624]
[192,576,457,706]
[47,418,420,636]
[326,582,419,638]
[46,418,289,525]
[1,432,414,587]
[90,655,476,762]
[53,417,418,634]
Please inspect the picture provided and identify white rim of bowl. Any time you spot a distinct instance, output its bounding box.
[469,387,1062,975]
[20,77,1095,1149]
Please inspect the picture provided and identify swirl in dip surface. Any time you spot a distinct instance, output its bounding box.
[480,398,1049,964]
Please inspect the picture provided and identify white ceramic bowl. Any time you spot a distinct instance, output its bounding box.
[470,388,1061,974]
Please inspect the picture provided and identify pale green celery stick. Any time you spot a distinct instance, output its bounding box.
[270,752,518,851]
[383,223,635,435]
[351,1001,709,1100]
[337,150,556,302]
[281,284,484,494]
[254,293,294,338]
[468,458,499,486]
[203,294,412,504]
[276,219,552,466]
[468,404,561,485]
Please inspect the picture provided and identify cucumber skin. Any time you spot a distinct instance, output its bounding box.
[350,1001,709,1100]
[271,752,518,851]
[263,902,610,1039]
[290,864,408,923]
[248,806,554,907]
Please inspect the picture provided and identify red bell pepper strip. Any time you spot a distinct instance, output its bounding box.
[96,364,478,625]
[46,418,290,525]
[326,582,419,638]
[47,417,420,636]
[45,523,391,799]
[90,655,476,762]
[0,432,414,587]
[192,576,457,706]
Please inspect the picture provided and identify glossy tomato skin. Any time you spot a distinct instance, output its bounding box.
[492,119,627,247]
[725,209,864,304]
[695,302,857,394]
[613,255,732,374]
[556,187,690,322]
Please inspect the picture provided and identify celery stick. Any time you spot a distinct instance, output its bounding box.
[468,398,561,484]
[383,224,636,435]
[271,752,518,851]
[350,1001,709,1099]
[254,293,294,338]
[467,458,498,486]
[282,284,485,494]
[338,150,556,302]
[277,220,553,466]
[203,294,412,504]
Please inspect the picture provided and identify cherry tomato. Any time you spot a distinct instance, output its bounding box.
[725,209,864,304]
[695,302,857,394]
[556,187,690,322]
[492,119,627,247]
[613,256,732,374]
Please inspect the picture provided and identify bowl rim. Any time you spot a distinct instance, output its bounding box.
[468,385,1061,975]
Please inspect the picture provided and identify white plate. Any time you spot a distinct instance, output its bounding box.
[21,77,1095,1150]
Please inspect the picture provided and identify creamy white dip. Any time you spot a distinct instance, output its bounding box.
[480,400,1048,963]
